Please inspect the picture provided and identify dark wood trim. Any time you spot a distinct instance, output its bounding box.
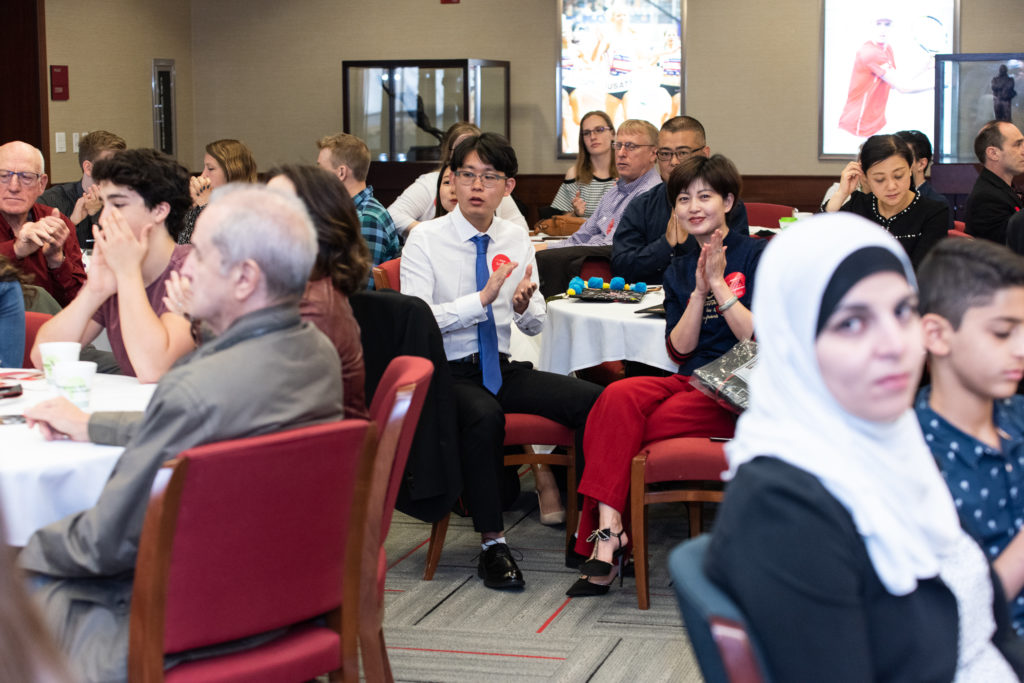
[36,0,49,173]
[0,0,49,164]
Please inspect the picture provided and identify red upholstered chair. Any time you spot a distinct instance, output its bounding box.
[954,220,967,232]
[361,356,434,683]
[372,258,402,291]
[745,203,795,228]
[630,437,728,610]
[580,255,612,282]
[423,414,578,580]
[128,419,377,683]
[948,228,972,238]
[23,311,52,368]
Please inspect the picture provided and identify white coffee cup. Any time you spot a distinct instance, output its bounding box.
[39,342,81,384]
[53,361,98,409]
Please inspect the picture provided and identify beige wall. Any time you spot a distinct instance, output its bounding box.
[44,0,193,183]
[46,0,1021,180]
[189,0,559,174]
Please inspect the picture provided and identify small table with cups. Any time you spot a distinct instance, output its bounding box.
[0,368,156,546]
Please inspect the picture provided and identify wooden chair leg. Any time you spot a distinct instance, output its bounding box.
[631,453,650,610]
[565,445,578,550]
[687,501,703,539]
[423,514,450,580]
[359,608,394,683]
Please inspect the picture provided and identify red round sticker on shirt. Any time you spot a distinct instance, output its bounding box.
[492,253,512,277]
[725,272,746,298]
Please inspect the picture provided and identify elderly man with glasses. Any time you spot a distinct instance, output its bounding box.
[540,119,661,251]
[0,141,86,306]
[611,116,750,284]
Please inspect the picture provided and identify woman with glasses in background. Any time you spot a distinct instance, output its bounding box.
[542,110,618,221]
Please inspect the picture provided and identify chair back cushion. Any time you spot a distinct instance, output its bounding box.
[373,258,401,290]
[160,420,372,654]
[668,536,772,683]
[744,203,795,229]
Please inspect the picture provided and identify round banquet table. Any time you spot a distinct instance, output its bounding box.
[0,370,157,546]
[537,288,677,376]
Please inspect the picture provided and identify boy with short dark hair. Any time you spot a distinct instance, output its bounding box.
[915,237,1024,635]
[31,149,195,382]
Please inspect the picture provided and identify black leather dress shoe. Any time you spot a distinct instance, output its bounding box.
[477,543,525,590]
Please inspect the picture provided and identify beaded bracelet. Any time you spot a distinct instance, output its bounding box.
[716,295,739,314]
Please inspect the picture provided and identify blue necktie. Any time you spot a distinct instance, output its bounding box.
[471,234,502,395]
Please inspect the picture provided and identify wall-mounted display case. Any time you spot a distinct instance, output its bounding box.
[934,52,1023,164]
[343,59,510,162]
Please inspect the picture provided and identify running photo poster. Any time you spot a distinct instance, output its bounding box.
[819,0,957,159]
[558,0,682,157]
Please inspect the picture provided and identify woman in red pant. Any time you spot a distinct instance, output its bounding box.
[567,154,766,596]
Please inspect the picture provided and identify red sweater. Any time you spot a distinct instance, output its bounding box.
[0,203,86,307]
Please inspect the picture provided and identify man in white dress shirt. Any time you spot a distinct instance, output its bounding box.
[402,133,602,590]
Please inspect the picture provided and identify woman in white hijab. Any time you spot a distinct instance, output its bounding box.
[703,214,1023,681]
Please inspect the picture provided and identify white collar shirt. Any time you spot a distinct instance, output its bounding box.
[401,205,545,360]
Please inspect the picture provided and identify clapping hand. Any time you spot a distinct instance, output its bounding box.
[512,264,538,314]
[162,270,194,318]
[480,260,519,307]
[666,212,687,248]
[15,208,70,268]
[70,185,103,224]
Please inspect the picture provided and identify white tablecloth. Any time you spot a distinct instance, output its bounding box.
[0,370,156,545]
[538,289,677,376]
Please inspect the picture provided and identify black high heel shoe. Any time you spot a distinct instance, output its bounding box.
[577,528,627,577]
[565,528,627,597]
[565,556,624,597]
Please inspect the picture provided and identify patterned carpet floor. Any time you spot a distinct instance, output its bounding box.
[378,471,709,682]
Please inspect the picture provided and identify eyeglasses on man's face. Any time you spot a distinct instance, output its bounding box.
[611,141,653,153]
[0,170,43,185]
[582,126,612,138]
[656,148,700,161]
[454,170,508,188]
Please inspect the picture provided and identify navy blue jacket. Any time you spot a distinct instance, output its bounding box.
[612,181,749,284]
[663,227,765,376]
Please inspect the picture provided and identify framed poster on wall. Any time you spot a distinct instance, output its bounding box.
[557,0,683,158]
[819,0,958,159]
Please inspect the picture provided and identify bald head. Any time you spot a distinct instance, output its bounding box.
[0,141,48,223]
[0,141,45,173]
[203,184,318,300]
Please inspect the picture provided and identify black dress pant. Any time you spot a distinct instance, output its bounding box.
[448,358,603,532]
